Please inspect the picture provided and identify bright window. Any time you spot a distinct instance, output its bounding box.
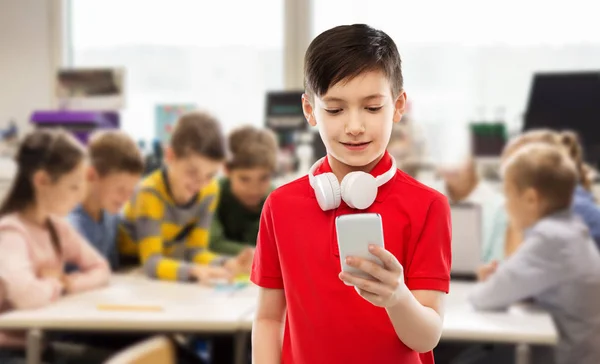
[69,0,284,142]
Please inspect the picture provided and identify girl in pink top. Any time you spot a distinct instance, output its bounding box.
[0,129,110,363]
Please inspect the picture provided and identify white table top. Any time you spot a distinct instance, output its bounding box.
[236,281,558,346]
[0,275,256,333]
[442,282,557,345]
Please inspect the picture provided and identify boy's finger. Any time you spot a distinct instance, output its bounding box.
[355,288,383,306]
[368,245,403,273]
[346,257,398,286]
[339,272,389,296]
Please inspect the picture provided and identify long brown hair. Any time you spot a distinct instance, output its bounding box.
[0,129,86,255]
[559,131,593,191]
[502,129,592,191]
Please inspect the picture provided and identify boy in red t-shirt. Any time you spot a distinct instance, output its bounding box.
[251,24,452,364]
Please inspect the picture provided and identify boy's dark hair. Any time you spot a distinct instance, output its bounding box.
[0,129,87,256]
[170,111,226,160]
[304,24,403,98]
[89,130,144,176]
[227,126,278,171]
[504,143,577,216]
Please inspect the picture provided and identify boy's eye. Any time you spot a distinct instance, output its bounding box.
[325,109,342,115]
[366,106,383,112]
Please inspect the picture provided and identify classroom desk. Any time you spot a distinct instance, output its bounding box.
[0,274,256,364]
[235,281,558,364]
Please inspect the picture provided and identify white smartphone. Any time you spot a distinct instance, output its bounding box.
[335,213,385,284]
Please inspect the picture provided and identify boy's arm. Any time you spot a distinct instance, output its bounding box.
[391,196,450,352]
[469,233,566,311]
[252,288,286,364]
[341,196,451,353]
[343,247,446,353]
[209,217,246,256]
[386,289,445,353]
[250,196,285,362]
[134,191,195,281]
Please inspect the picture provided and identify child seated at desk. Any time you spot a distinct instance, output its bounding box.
[209,125,277,255]
[118,111,252,283]
[478,129,600,281]
[469,143,600,364]
[68,130,144,270]
[436,158,516,266]
[0,129,111,364]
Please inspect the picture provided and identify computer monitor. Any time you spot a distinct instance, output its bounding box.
[523,71,600,168]
[265,91,305,132]
[450,203,482,280]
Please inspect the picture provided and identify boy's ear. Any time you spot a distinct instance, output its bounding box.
[164,146,175,164]
[87,166,99,182]
[393,92,407,124]
[523,187,540,206]
[302,93,317,127]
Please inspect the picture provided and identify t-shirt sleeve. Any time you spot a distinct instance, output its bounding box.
[250,196,283,289]
[404,196,452,293]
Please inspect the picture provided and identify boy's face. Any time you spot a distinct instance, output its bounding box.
[503,172,541,230]
[228,167,272,208]
[91,170,141,214]
[302,70,406,168]
[165,148,222,203]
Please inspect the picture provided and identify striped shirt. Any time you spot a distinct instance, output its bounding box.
[118,168,223,281]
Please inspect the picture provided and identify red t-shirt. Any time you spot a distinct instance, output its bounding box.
[251,152,452,364]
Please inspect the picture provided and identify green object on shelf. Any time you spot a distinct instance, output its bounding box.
[470,122,507,141]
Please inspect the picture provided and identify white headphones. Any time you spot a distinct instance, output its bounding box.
[308,156,397,211]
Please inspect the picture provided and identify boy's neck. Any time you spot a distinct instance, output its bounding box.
[82,195,103,221]
[164,168,196,205]
[328,153,384,183]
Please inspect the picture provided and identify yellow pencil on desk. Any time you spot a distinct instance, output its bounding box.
[97,304,164,312]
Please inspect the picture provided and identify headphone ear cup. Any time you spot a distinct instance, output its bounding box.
[340,172,377,210]
[313,173,341,211]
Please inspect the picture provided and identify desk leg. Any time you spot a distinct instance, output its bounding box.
[26,329,43,364]
[515,343,531,364]
[234,331,249,364]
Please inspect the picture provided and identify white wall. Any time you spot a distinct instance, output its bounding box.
[0,0,62,133]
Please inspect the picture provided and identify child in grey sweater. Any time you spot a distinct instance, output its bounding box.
[469,143,600,364]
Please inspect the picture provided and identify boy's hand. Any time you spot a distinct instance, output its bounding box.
[39,267,64,281]
[190,265,232,286]
[476,261,498,282]
[339,245,410,308]
[224,248,254,276]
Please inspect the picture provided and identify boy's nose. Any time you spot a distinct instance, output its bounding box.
[345,113,365,135]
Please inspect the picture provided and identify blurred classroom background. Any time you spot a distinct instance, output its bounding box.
[1,0,600,364]
[2,0,599,190]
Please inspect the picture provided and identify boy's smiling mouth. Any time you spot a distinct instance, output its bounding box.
[340,141,371,150]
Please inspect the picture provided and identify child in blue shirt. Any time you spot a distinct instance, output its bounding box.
[68,130,144,270]
[470,143,600,364]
